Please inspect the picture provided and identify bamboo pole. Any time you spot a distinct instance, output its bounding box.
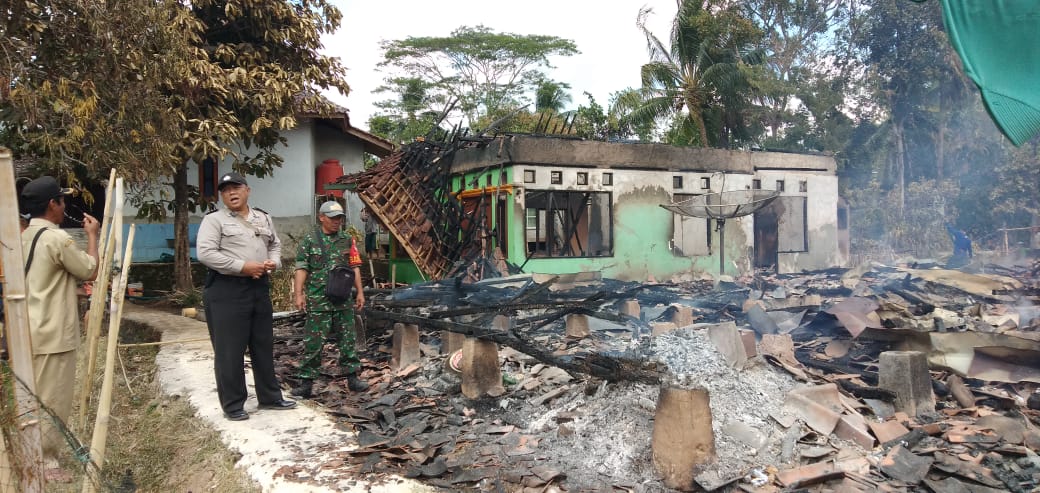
[77,170,117,430]
[0,147,45,493]
[81,225,134,493]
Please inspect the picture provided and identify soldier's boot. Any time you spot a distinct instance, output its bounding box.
[346,373,369,392]
[290,379,313,398]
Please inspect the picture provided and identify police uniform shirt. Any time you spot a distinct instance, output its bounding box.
[22,218,98,354]
[197,208,282,275]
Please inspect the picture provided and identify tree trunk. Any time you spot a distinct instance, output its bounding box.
[173,163,193,293]
[894,120,906,215]
[937,103,946,181]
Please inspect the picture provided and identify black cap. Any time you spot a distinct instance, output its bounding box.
[20,176,72,203]
[217,172,248,190]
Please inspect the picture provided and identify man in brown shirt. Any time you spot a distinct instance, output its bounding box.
[20,176,99,475]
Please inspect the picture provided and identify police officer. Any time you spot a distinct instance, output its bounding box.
[291,201,367,398]
[196,172,296,421]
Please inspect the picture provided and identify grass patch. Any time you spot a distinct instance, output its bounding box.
[3,319,259,492]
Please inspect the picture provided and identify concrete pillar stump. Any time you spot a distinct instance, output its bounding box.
[651,322,678,337]
[620,300,641,319]
[707,322,748,368]
[652,385,716,491]
[879,351,935,417]
[670,305,695,328]
[739,329,758,358]
[461,337,505,399]
[441,330,465,355]
[566,313,590,338]
[391,323,420,370]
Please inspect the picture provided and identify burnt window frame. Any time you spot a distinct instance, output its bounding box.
[524,189,613,259]
[752,179,762,190]
[602,172,613,186]
[673,176,684,189]
[550,170,563,185]
[523,169,536,183]
[577,172,588,185]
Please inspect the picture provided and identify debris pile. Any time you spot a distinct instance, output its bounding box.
[270,259,1040,491]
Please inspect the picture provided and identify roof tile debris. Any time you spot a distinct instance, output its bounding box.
[271,258,1040,491]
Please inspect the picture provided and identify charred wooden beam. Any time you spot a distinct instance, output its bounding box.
[363,309,662,384]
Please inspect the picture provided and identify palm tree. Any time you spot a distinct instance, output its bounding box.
[535,80,572,113]
[624,0,764,147]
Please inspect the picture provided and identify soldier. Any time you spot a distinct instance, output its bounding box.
[291,200,367,398]
[196,172,296,421]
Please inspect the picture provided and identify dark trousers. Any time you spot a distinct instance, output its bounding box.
[203,274,284,413]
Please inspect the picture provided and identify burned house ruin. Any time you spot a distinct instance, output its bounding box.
[339,134,848,282]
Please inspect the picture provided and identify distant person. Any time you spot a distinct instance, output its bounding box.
[291,201,367,398]
[20,176,99,481]
[361,206,380,258]
[945,222,973,268]
[196,172,296,421]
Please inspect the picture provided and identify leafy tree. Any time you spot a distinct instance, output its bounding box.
[153,0,349,292]
[739,0,853,152]
[1,0,196,185]
[623,0,765,148]
[369,77,445,144]
[845,0,962,211]
[377,25,578,130]
[2,0,350,292]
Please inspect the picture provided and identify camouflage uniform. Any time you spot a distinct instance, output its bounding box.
[294,229,362,379]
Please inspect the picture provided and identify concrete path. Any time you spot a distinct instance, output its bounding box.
[123,305,432,493]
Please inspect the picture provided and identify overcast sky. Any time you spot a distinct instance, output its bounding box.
[322,0,678,129]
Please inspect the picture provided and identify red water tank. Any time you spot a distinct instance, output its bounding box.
[315,158,344,197]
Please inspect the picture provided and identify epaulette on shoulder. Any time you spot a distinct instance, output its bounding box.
[205,209,219,215]
[253,207,268,215]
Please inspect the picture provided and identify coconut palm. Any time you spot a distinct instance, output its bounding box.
[535,80,573,113]
[623,0,764,147]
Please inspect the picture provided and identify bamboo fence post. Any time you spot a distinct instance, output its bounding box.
[81,225,134,493]
[77,170,117,430]
[0,147,45,493]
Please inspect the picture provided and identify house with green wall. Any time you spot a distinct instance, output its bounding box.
[365,134,848,283]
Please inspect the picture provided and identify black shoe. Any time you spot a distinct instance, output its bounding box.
[224,409,249,421]
[258,399,297,410]
[290,380,313,398]
[347,374,369,392]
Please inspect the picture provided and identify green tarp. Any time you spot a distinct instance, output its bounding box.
[939,0,1040,145]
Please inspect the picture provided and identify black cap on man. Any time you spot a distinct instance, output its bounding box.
[217,172,248,191]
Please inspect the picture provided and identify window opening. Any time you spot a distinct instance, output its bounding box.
[525,190,612,258]
[200,157,218,202]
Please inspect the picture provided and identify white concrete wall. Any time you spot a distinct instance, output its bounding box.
[246,120,315,217]
[119,118,372,259]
